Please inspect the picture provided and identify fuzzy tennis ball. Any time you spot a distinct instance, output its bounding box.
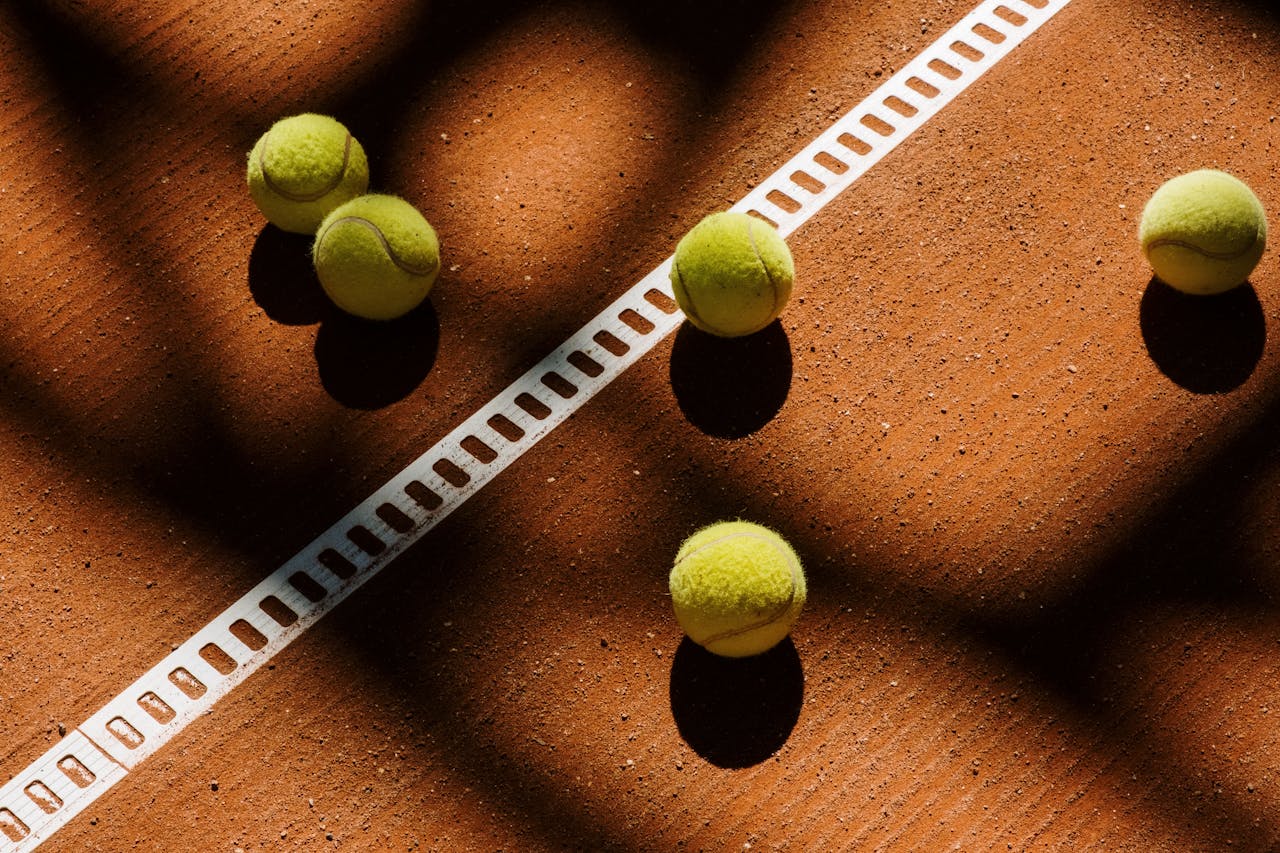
[312,194,441,321]
[669,520,806,658]
[1139,169,1267,295]
[247,113,370,235]
[670,211,795,337]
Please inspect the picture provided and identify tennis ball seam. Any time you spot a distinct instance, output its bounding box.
[674,530,801,646]
[670,216,784,336]
[316,215,439,277]
[669,259,709,330]
[260,128,354,203]
[1145,236,1260,261]
[745,217,783,322]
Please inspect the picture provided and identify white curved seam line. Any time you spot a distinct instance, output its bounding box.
[674,531,801,646]
[259,130,353,203]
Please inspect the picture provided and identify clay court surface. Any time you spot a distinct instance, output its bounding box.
[2,0,1280,849]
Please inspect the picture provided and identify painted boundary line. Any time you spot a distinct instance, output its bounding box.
[0,0,1070,847]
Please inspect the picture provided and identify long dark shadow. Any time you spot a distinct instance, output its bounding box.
[949,375,1280,846]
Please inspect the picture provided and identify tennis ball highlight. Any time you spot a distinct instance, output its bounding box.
[669,520,806,658]
[670,212,794,337]
[247,113,370,235]
[313,194,441,321]
[1139,169,1267,295]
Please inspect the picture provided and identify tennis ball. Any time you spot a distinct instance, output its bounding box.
[1139,169,1267,295]
[670,212,794,337]
[669,520,806,658]
[247,113,370,235]
[312,194,441,321]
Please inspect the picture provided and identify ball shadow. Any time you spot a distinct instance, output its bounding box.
[668,636,803,769]
[669,321,792,438]
[1139,277,1265,394]
[314,301,440,410]
[247,226,329,326]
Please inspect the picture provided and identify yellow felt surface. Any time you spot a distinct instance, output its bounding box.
[670,520,806,657]
[670,211,794,336]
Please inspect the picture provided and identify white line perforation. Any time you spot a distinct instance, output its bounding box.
[0,0,1070,847]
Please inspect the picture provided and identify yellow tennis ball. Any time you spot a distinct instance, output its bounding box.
[247,113,370,235]
[669,520,806,658]
[312,194,441,321]
[1138,169,1267,295]
[670,211,795,337]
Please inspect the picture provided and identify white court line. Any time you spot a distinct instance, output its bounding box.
[0,0,1071,847]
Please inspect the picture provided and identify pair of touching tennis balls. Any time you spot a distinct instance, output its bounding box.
[247,113,441,321]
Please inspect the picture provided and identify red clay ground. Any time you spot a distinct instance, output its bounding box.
[2,0,1280,849]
